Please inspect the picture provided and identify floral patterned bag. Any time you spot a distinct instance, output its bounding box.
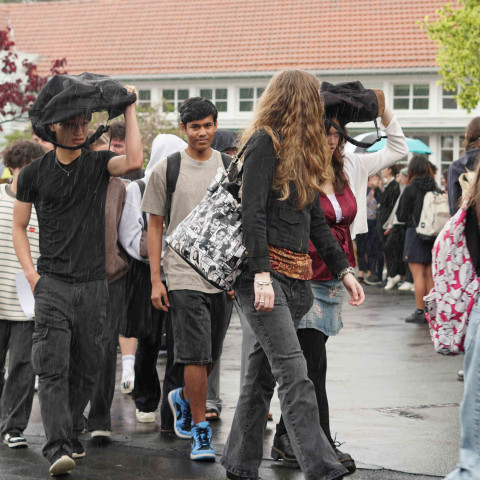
[424,202,480,355]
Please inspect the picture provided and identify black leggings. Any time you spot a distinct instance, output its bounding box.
[276,328,332,444]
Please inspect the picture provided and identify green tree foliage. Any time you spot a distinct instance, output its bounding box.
[423,0,480,112]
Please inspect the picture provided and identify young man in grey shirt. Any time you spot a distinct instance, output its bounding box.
[142,97,233,462]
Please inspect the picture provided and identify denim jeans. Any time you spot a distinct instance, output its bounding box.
[32,275,107,461]
[445,302,480,480]
[221,271,347,480]
[0,320,35,436]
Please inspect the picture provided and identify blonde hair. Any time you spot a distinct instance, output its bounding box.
[240,70,333,209]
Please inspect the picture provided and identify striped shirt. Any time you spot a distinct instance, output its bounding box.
[0,183,40,321]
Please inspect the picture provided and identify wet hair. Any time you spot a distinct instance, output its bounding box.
[179,97,218,126]
[467,153,480,215]
[326,119,348,194]
[240,70,333,209]
[109,121,125,141]
[3,140,44,170]
[406,155,436,184]
[388,164,401,177]
[463,117,480,151]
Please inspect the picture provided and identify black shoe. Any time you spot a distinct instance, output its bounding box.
[49,449,75,476]
[405,310,427,323]
[332,444,356,475]
[364,274,382,286]
[270,433,299,469]
[3,431,27,448]
[71,438,85,458]
[226,472,258,480]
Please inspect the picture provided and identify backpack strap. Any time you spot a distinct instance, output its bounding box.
[165,151,182,227]
[134,179,148,230]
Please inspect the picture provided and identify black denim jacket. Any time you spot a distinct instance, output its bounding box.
[241,131,349,276]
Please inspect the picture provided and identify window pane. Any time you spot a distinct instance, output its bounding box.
[178,89,189,100]
[200,89,212,99]
[215,88,227,100]
[443,98,457,109]
[163,89,174,100]
[138,90,151,101]
[415,135,429,146]
[240,88,254,99]
[443,86,457,95]
[413,84,429,96]
[441,150,453,163]
[239,101,254,112]
[413,98,429,109]
[216,101,227,112]
[393,98,409,109]
[442,135,454,148]
[394,85,409,96]
[256,87,265,98]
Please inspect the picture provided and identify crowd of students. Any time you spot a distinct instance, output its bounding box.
[0,71,478,480]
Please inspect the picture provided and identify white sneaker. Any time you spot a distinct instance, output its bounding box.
[90,430,111,438]
[384,274,401,291]
[136,409,155,423]
[121,368,135,394]
[398,281,414,291]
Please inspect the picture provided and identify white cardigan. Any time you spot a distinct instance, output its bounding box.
[343,114,408,239]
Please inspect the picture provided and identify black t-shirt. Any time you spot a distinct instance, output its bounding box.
[17,149,115,282]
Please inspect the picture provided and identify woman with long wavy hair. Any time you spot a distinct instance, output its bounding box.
[221,70,364,480]
[269,102,407,473]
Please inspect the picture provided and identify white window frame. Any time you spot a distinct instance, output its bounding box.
[237,87,265,113]
[199,88,228,112]
[392,84,430,111]
[162,88,190,112]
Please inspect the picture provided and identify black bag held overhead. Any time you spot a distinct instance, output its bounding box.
[29,72,137,150]
[321,81,386,148]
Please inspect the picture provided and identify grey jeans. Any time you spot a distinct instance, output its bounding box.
[221,271,347,480]
[32,275,107,461]
[0,320,35,436]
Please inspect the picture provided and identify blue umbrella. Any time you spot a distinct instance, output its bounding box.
[366,136,432,154]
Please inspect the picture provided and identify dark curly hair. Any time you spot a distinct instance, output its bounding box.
[3,140,44,170]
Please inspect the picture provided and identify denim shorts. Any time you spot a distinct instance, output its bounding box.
[169,289,233,365]
[298,278,347,336]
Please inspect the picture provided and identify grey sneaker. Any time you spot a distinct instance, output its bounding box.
[405,310,426,323]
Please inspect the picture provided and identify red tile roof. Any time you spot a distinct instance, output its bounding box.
[0,0,451,76]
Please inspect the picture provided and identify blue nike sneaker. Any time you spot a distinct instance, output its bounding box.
[190,421,215,461]
[168,387,192,439]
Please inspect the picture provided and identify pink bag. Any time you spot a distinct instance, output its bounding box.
[424,202,480,355]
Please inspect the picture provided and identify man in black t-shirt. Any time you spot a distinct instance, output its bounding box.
[12,86,143,476]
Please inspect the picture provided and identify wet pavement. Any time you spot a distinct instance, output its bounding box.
[1,284,464,479]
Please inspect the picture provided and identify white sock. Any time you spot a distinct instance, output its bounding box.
[122,355,135,372]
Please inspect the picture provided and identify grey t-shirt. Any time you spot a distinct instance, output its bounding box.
[141,149,223,293]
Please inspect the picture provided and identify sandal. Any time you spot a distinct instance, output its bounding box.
[205,407,220,421]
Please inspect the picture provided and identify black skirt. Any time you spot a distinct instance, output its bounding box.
[403,226,433,264]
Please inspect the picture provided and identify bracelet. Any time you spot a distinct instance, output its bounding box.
[255,279,273,286]
[337,266,355,280]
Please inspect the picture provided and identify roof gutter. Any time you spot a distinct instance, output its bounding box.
[112,67,439,82]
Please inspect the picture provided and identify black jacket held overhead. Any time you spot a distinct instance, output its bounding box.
[241,130,349,276]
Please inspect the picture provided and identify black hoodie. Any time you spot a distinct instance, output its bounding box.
[396,176,438,228]
[447,147,480,215]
